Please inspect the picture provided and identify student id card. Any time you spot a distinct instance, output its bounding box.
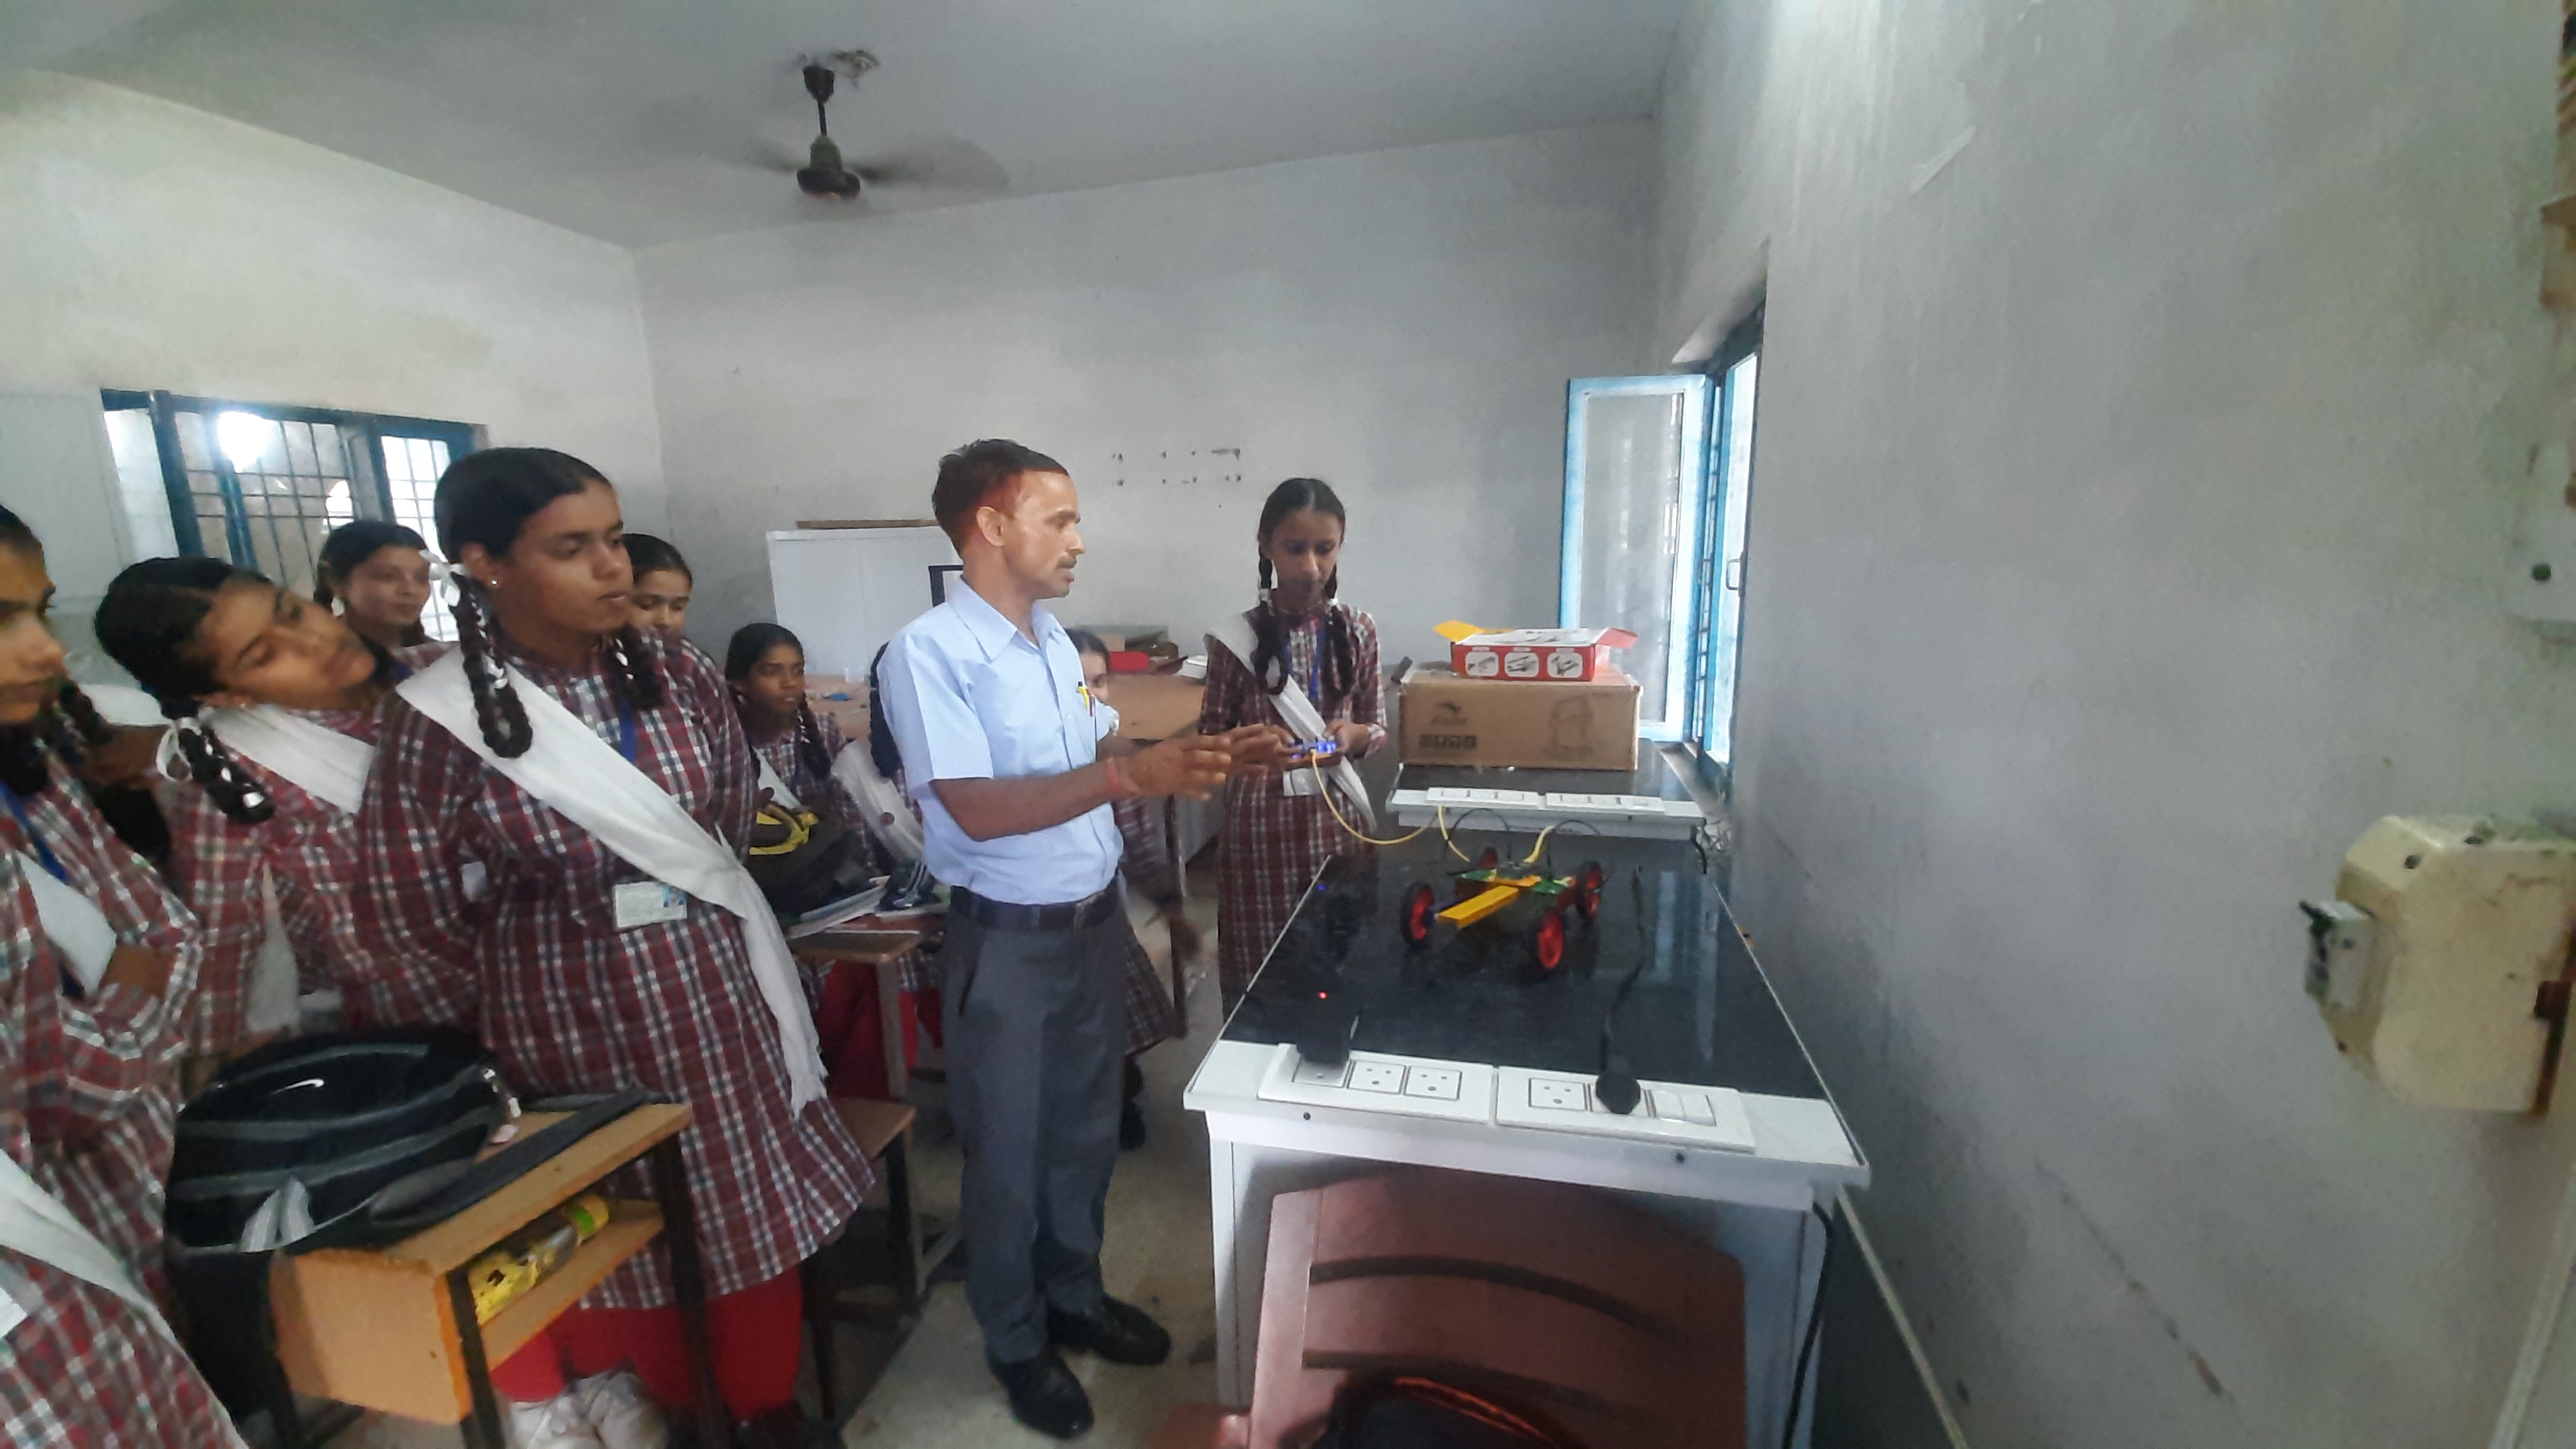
[612,882,690,930]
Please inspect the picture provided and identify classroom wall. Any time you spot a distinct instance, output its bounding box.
[1653,2,2576,1445]
[636,122,1649,660]
[0,70,667,625]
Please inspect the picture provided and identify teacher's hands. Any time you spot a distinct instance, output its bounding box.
[1216,724,1295,773]
[1126,734,1237,801]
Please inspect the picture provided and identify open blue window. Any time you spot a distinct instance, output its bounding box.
[1558,375,1713,743]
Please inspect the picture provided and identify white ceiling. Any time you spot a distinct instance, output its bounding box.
[39,0,1683,250]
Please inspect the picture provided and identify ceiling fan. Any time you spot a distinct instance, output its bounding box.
[784,50,1005,203]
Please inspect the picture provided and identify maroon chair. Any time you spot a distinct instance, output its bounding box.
[1163,1166,1745,1449]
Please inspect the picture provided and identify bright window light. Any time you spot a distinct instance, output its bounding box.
[215,410,271,472]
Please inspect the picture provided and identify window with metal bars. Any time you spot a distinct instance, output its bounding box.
[99,390,475,642]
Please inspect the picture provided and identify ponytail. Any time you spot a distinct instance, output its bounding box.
[794,701,833,784]
[167,705,275,824]
[605,623,665,714]
[450,578,534,758]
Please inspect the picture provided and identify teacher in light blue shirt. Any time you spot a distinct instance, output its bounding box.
[878,439,1256,1440]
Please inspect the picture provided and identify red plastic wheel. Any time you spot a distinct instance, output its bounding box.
[1533,908,1567,970]
[1477,846,1500,871]
[1402,883,1437,949]
[1575,861,1606,921]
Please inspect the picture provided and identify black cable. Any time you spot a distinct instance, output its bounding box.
[1537,817,1603,874]
[1780,1203,1833,1449]
[1593,871,1654,1112]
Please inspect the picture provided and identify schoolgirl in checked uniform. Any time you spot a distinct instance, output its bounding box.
[351,449,866,1439]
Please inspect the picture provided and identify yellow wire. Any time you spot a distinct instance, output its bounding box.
[1301,751,1563,868]
[1307,750,1436,847]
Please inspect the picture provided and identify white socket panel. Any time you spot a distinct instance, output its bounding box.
[1258,1044,1496,1123]
[1494,1066,1757,1153]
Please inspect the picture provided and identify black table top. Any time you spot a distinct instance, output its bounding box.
[1222,835,1828,1103]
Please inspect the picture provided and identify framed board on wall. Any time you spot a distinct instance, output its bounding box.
[766,523,960,679]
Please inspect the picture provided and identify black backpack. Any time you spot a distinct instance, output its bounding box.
[746,802,875,917]
[166,1027,511,1253]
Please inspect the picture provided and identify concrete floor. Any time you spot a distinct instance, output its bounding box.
[346,895,1226,1449]
[838,897,1225,1447]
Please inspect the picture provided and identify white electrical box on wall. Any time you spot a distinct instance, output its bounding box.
[2302,818,2576,1111]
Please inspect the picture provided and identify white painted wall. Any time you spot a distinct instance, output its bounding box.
[637,123,1649,661]
[0,70,667,605]
[1653,2,2576,1446]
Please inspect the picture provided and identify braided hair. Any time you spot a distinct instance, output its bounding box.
[435,447,664,759]
[93,557,298,823]
[725,622,832,784]
[1248,477,1356,704]
[0,507,112,799]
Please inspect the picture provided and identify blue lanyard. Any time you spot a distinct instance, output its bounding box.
[614,697,638,764]
[0,781,67,884]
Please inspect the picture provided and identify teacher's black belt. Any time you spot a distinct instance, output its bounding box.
[951,886,1121,932]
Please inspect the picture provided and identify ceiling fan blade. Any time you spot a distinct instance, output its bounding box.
[848,134,1009,195]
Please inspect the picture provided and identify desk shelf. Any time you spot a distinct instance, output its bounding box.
[482,1201,662,1364]
[268,1103,695,1428]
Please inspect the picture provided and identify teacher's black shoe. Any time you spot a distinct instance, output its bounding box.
[990,1346,1094,1439]
[1048,1295,1172,1366]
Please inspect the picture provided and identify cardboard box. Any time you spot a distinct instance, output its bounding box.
[1438,622,1637,683]
[1398,666,1640,770]
[1096,672,1207,741]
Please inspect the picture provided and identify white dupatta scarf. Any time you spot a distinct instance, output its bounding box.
[156,704,375,1032]
[0,1151,171,1337]
[1207,608,1377,830]
[399,653,826,1110]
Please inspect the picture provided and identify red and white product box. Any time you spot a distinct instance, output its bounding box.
[1450,627,1638,683]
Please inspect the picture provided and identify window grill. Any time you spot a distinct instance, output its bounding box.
[102,391,475,642]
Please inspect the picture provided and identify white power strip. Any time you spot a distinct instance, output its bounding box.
[1255,1043,1497,1124]
[1421,786,1544,809]
[1493,1065,1756,1152]
[1392,788,1705,839]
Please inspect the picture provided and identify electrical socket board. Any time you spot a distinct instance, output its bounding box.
[1253,1046,1761,1155]
[1493,1066,1757,1153]
[1256,1044,1496,1123]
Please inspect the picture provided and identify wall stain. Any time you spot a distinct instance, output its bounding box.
[2037,1163,2231,1400]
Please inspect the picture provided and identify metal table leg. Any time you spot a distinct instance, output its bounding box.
[445,1270,507,1449]
[650,1136,733,1449]
[875,956,910,1101]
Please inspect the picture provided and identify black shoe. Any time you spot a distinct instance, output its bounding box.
[1048,1295,1172,1366]
[990,1345,1095,1439]
[1119,1099,1147,1151]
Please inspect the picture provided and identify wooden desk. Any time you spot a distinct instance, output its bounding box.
[793,921,932,1099]
[268,1103,725,1449]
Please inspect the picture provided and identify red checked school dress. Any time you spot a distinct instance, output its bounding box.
[160,646,451,1052]
[1199,603,1387,1006]
[0,751,200,1279]
[352,635,870,1308]
[0,849,241,1445]
[1111,796,1185,1058]
[0,1248,240,1446]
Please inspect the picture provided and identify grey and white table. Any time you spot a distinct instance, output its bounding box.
[1183,833,1865,1447]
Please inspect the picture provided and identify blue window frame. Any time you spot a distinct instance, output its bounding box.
[99,389,476,639]
[1687,348,1759,772]
[1558,374,1714,742]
